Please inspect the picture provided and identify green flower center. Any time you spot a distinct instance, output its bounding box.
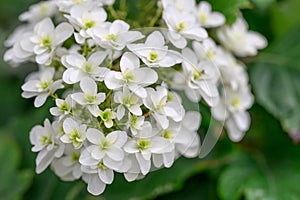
[100,109,115,122]
[40,135,52,145]
[69,129,81,142]
[137,139,151,151]
[205,49,215,60]
[231,96,240,108]
[38,80,52,90]
[71,152,80,163]
[97,162,108,170]
[101,140,111,149]
[84,20,96,29]
[193,68,205,80]
[149,50,158,62]
[85,94,97,104]
[40,35,52,50]
[83,63,93,73]
[59,102,70,112]
[163,130,174,140]
[198,13,207,24]
[105,34,117,41]
[123,70,134,82]
[177,22,186,32]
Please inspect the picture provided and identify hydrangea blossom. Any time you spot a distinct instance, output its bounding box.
[30,119,64,173]
[62,51,108,84]
[212,86,254,142]
[104,52,158,98]
[163,6,208,48]
[30,18,74,65]
[127,31,182,68]
[4,0,267,196]
[89,20,144,50]
[217,16,267,57]
[65,4,107,44]
[71,77,106,117]
[21,67,64,107]
[195,1,225,28]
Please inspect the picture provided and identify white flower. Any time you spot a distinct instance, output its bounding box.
[56,0,102,13]
[123,154,145,182]
[100,0,116,6]
[217,48,249,90]
[143,85,185,129]
[30,119,64,173]
[71,77,106,117]
[86,128,127,162]
[4,25,32,48]
[62,51,108,84]
[50,95,74,121]
[3,24,35,66]
[192,39,226,66]
[104,52,158,98]
[212,86,254,142]
[99,109,116,128]
[127,114,145,136]
[114,87,143,120]
[161,0,196,13]
[21,67,64,107]
[19,1,57,23]
[174,111,201,158]
[65,5,107,44]
[81,164,109,195]
[61,118,87,148]
[79,146,130,195]
[5,30,35,65]
[163,6,207,48]
[152,120,181,168]
[124,122,172,175]
[52,144,82,181]
[195,1,225,28]
[30,18,74,65]
[217,17,267,57]
[173,47,220,106]
[152,111,201,168]
[89,20,144,50]
[127,31,182,67]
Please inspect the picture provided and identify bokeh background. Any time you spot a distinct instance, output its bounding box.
[1,0,300,199]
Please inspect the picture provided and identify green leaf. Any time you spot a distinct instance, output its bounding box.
[0,132,33,200]
[270,0,300,39]
[219,151,300,200]
[251,26,300,141]
[250,0,275,10]
[156,172,219,200]
[206,0,251,24]
[102,158,209,200]
[218,105,300,200]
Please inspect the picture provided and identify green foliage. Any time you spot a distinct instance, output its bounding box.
[218,105,300,200]
[1,0,300,200]
[251,26,300,141]
[250,0,275,10]
[206,0,251,24]
[102,158,206,200]
[269,0,300,39]
[0,132,33,200]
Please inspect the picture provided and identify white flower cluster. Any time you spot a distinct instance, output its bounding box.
[4,0,267,196]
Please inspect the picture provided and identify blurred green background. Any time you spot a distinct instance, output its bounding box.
[1,0,300,199]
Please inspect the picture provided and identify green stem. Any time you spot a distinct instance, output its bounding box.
[82,40,89,57]
[120,0,127,11]
[149,7,163,27]
[50,93,58,100]
[109,50,115,69]
[108,5,120,19]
